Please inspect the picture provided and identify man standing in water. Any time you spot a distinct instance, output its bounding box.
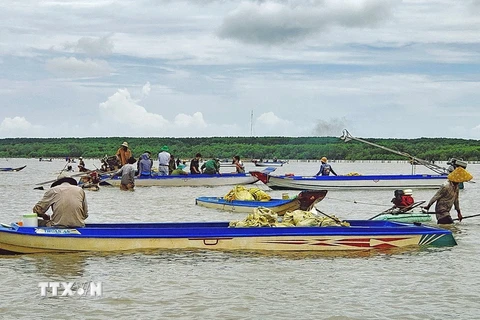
[422,167,472,224]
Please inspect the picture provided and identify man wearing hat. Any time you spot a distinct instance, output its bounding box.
[171,163,188,175]
[423,167,473,224]
[201,158,221,174]
[33,175,88,227]
[315,157,337,176]
[157,145,171,176]
[116,141,132,167]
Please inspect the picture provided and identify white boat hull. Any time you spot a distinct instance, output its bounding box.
[265,174,447,190]
[106,174,258,187]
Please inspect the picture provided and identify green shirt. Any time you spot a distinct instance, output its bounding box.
[201,160,220,174]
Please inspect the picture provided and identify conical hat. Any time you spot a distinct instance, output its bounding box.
[447,167,473,183]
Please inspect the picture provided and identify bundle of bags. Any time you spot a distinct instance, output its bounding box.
[229,207,350,228]
[345,172,361,176]
[223,186,271,202]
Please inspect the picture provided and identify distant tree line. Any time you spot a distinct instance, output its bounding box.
[0,136,479,161]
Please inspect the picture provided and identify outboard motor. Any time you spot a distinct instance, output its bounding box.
[447,158,467,173]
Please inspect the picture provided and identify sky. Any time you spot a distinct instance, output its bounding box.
[1,0,480,139]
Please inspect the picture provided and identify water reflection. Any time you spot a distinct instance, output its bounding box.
[27,253,89,278]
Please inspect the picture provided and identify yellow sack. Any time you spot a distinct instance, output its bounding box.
[346,172,361,176]
[224,185,254,201]
[248,187,271,201]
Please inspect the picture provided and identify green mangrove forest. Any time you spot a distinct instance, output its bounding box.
[1,136,479,162]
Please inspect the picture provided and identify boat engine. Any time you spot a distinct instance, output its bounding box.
[447,158,467,172]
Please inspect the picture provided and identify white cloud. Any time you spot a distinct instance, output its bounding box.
[141,82,151,99]
[174,112,208,128]
[63,35,114,56]
[45,57,113,77]
[0,116,45,137]
[98,88,169,131]
[256,111,292,127]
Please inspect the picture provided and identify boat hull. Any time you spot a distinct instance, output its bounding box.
[372,213,433,223]
[0,165,26,172]
[195,190,327,215]
[253,173,448,190]
[104,173,259,187]
[254,162,285,167]
[0,220,456,254]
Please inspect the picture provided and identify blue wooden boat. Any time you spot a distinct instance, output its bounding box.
[196,190,327,215]
[0,165,26,172]
[250,171,447,190]
[0,220,455,254]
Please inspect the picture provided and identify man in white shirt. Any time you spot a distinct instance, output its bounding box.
[158,145,171,176]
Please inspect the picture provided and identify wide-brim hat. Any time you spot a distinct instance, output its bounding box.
[321,157,327,162]
[51,177,78,188]
[121,141,129,147]
[161,145,169,152]
[447,167,473,183]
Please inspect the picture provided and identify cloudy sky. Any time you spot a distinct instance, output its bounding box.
[1,0,479,139]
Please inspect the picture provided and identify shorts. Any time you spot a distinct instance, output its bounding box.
[437,215,454,224]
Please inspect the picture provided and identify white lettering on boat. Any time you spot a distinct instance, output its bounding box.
[35,228,81,235]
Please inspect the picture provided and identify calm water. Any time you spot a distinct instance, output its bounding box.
[0,158,479,320]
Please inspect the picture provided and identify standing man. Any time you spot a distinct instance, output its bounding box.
[422,167,472,224]
[315,157,337,176]
[33,176,88,227]
[190,153,202,174]
[113,156,137,191]
[158,145,171,176]
[116,141,132,167]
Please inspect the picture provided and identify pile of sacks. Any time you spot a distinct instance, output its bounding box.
[345,172,361,176]
[229,207,350,228]
[223,186,271,202]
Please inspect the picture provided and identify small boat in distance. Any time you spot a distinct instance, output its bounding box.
[196,190,327,215]
[0,165,26,172]
[0,219,456,254]
[253,159,288,167]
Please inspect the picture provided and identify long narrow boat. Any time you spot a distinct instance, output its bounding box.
[196,190,327,215]
[253,160,287,167]
[102,172,261,187]
[0,165,26,172]
[0,220,455,254]
[372,212,433,223]
[250,171,447,190]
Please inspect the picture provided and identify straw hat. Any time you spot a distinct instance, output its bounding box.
[447,167,473,183]
[403,189,413,195]
[121,141,129,148]
[51,176,78,188]
[321,157,327,162]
